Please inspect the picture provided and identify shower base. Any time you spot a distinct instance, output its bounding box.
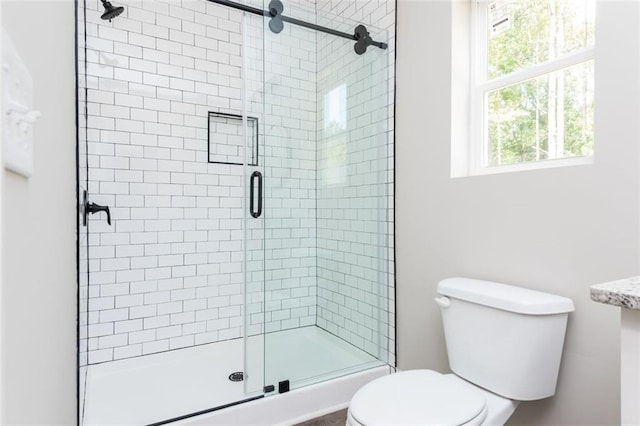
[81,325,384,425]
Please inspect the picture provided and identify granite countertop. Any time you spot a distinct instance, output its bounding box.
[591,277,640,309]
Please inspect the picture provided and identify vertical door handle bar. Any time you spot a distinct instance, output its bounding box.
[250,171,262,218]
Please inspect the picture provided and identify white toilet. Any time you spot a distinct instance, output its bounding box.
[347,277,575,426]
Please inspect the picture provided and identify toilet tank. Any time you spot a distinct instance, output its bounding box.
[436,278,574,401]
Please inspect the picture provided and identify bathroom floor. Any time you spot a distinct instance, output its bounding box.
[296,409,348,426]
[81,326,378,425]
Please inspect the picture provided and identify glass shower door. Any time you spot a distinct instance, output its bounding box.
[242,8,267,398]
[260,4,392,394]
[76,0,393,421]
[77,2,268,423]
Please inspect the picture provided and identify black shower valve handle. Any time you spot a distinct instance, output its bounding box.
[86,202,112,226]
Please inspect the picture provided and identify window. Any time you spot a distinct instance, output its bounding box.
[470,0,595,173]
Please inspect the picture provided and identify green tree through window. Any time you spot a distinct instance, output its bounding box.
[476,0,595,167]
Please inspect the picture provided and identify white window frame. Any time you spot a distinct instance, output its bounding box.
[469,0,595,175]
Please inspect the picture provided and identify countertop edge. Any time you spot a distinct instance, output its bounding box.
[590,277,640,310]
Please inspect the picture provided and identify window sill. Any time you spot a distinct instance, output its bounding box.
[459,155,594,178]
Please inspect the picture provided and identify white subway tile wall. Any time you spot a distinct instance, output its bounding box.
[315,0,395,364]
[244,0,320,340]
[260,18,320,336]
[79,0,394,367]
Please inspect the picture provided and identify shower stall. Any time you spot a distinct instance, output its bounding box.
[77,0,395,424]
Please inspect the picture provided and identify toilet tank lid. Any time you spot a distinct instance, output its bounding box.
[437,278,575,315]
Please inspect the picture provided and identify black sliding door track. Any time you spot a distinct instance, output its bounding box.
[206,0,388,54]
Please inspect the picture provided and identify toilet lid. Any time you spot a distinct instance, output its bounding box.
[350,370,487,426]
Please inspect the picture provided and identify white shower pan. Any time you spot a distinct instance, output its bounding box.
[82,325,389,425]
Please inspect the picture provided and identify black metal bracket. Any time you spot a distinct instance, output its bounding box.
[354,25,379,55]
[206,0,387,55]
[278,380,290,394]
[268,0,284,33]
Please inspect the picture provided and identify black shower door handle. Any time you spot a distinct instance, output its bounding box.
[250,171,262,218]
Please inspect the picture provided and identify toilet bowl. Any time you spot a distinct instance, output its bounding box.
[346,370,518,426]
[346,278,574,426]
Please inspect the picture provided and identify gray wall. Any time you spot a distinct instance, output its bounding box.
[396,0,640,424]
[2,1,77,423]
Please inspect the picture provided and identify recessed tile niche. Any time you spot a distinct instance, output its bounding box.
[208,112,258,166]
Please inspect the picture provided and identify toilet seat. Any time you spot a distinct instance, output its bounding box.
[347,406,488,426]
[348,370,488,426]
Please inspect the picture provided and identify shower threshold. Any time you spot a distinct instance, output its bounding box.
[81,326,381,425]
